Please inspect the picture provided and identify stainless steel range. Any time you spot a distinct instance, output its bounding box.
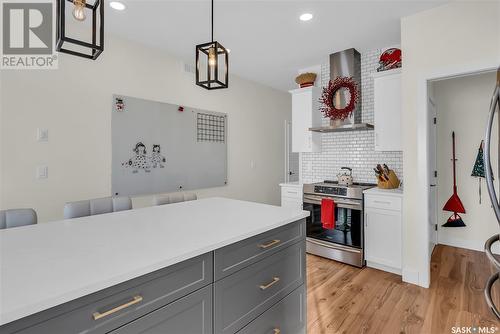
[303,181,375,267]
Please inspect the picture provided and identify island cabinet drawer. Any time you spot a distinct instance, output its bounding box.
[4,253,213,334]
[237,284,306,334]
[108,285,212,334]
[214,219,305,280]
[214,241,305,334]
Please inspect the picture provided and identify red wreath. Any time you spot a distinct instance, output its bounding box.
[319,76,359,120]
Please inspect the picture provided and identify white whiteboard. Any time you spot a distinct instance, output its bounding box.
[111,95,227,196]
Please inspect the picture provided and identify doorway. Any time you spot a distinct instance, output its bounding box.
[285,120,299,182]
[428,93,438,255]
[421,67,499,288]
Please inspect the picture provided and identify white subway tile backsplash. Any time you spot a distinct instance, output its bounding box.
[301,47,403,184]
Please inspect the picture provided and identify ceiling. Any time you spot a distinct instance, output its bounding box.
[105,0,448,91]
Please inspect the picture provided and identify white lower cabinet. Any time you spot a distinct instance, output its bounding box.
[282,197,303,210]
[364,189,403,275]
[280,183,303,210]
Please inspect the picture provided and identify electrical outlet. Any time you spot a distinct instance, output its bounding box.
[37,166,48,179]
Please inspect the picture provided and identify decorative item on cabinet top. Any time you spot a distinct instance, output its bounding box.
[56,0,104,60]
[377,48,402,72]
[195,0,229,90]
[295,72,317,88]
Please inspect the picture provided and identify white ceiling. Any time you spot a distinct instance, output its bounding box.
[105,0,448,91]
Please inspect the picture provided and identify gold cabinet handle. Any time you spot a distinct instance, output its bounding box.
[273,329,281,334]
[93,295,143,320]
[258,239,280,249]
[259,277,280,290]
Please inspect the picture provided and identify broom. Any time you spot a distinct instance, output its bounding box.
[442,132,466,227]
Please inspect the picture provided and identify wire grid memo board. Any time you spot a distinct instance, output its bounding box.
[111,95,227,196]
[197,112,226,143]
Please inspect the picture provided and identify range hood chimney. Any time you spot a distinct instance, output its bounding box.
[310,48,373,133]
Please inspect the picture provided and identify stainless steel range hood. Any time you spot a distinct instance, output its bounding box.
[310,48,373,133]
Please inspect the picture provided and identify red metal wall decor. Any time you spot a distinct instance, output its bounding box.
[377,48,402,72]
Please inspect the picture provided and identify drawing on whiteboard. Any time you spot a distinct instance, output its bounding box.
[151,144,166,168]
[112,95,227,196]
[122,142,151,173]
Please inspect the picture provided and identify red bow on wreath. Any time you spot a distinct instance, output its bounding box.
[319,76,360,121]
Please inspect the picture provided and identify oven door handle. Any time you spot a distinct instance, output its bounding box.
[303,195,362,210]
[303,195,322,205]
[306,238,362,253]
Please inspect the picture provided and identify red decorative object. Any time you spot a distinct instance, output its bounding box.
[178,106,184,112]
[115,97,125,112]
[319,76,359,121]
[377,48,402,72]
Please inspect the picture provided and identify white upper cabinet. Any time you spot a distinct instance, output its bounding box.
[289,87,322,152]
[373,69,402,151]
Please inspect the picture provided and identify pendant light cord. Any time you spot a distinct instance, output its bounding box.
[211,0,214,42]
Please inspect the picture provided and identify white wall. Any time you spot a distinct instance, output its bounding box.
[401,1,500,287]
[0,70,3,209]
[0,35,291,223]
[434,72,499,253]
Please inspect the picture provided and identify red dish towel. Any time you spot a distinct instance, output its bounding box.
[321,198,335,230]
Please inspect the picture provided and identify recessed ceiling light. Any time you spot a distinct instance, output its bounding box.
[110,1,126,11]
[299,13,313,21]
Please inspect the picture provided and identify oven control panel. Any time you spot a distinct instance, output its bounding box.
[314,186,347,196]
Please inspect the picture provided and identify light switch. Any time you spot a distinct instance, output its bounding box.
[37,128,48,142]
[250,160,256,169]
[37,166,48,179]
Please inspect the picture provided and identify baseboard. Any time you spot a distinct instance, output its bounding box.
[437,235,500,254]
[402,267,419,285]
[367,261,401,276]
[402,266,430,288]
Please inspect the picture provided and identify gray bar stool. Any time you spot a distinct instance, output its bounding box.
[64,196,132,219]
[0,209,37,229]
[154,193,197,206]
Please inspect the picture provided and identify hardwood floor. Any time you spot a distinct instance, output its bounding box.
[306,245,499,334]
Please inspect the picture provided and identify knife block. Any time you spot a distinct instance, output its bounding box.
[377,170,400,189]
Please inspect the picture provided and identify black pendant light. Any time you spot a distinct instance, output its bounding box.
[195,0,229,90]
[56,0,104,60]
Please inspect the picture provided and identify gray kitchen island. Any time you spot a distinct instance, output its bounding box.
[0,197,308,334]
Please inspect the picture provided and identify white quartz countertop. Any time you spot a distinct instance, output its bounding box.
[279,182,303,188]
[363,187,404,197]
[0,197,309,325]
